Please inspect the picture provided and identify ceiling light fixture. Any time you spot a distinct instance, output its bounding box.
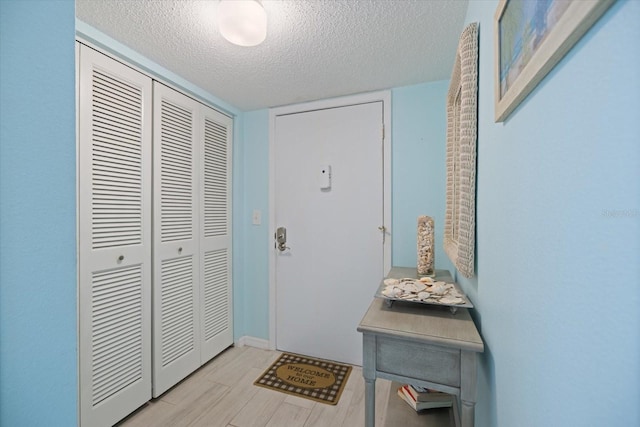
[217,0,267,47]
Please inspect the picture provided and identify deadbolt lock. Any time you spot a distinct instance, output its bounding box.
[275,226,290,252]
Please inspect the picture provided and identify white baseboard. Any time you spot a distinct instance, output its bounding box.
[236,336,271,350]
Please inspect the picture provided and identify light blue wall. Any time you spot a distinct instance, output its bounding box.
[0,1,78,425]
[232,112,247,340]
[240,110,271,339]
[391,82,455,274]
[461,1,640,426]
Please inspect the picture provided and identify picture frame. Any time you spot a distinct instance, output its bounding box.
[444,22,478,279]
[494,0,615,122]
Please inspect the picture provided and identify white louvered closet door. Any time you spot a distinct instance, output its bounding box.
[78,45,152,427]
[152,83,201,397]
[199,106,234,362]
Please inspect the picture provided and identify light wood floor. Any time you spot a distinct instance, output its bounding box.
[117,345,392,427]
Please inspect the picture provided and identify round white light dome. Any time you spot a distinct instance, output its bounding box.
[218,0,267,47]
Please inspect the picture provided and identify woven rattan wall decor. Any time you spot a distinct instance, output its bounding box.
[444,22,479,279]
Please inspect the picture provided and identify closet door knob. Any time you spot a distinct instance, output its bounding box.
[118,255,124,261]
[178,247,183,253]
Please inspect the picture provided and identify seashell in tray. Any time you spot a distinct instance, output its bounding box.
[448,290,463,298]
[398,281,427,293]
[440,295,465,305]
[383,278,399,286]
[382,285,402,298]
[417,291,431,301]
[428,283,447,295]
[419,277,435,284]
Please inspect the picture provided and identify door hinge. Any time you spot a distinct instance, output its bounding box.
[378,225,386,244]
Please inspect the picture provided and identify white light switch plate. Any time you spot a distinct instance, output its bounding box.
[252,209,262,225]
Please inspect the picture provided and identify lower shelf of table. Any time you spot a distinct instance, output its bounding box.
[385,382,457,427]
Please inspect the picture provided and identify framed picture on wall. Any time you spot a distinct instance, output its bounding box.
[494,0,615,122]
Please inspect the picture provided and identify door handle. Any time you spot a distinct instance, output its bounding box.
[275,226,290,252]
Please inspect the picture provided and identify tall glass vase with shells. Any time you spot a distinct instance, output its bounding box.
[417,215,435,277]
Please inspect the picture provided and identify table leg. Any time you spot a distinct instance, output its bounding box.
[362,333,377,427]
[364,377,376,427]
[460,351,478,427]
[460,400,475,427]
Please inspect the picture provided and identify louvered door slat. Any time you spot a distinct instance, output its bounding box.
[92,147,143,166]
[93,136,140,154]
[93,181,140,192]
[93,108,140,129]
[79,44,151,427]
[93,69,140,94]
[93,93,141,118]
[93,122,142,141]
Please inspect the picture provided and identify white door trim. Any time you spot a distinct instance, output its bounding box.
[268,91,392,350]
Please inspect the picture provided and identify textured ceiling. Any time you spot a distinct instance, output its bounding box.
[76,0,469,111]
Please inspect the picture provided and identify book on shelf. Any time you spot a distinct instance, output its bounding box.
[396,384,453,411]
[405,384,452,403]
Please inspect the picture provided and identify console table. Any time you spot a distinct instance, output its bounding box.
[357,267,484,427]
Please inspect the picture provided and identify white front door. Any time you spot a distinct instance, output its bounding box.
[273,97,389,365]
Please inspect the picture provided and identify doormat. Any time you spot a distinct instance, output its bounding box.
[253,352,352,405]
